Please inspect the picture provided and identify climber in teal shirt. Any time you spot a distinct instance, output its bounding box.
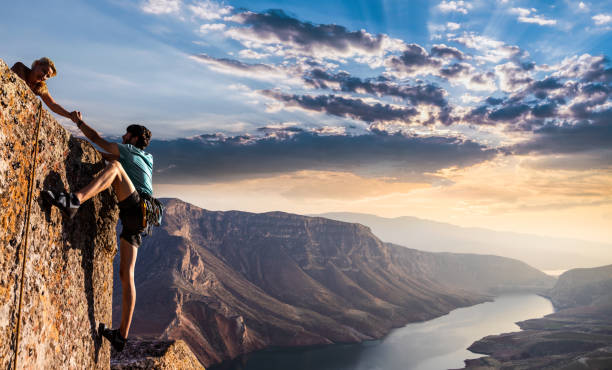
[43,112,153,353]
[117,143,153,196]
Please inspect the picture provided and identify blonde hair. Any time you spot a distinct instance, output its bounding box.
[31,57,57,77]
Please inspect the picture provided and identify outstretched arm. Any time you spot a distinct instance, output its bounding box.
[74,112,120,157]
[40,93,79,122]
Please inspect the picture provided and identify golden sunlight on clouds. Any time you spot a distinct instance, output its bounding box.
[156,158,612,244]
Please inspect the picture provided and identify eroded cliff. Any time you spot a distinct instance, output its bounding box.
[0,58,118,368]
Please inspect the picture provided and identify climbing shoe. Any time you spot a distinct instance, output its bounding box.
[98,323,127,352]
[42,190,80,218]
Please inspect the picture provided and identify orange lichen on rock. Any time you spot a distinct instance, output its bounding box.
[0,58,118,369]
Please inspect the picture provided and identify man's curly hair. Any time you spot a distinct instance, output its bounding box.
[126,124,152,149]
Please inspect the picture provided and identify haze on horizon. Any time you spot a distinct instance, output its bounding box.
[1,0,611,245]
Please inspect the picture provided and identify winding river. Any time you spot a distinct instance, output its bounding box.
[231,294,553,370]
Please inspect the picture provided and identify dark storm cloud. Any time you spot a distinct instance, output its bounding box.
[488,104,531,121]
[574,56,612,83]
[262,90,418,123]
[303,69,449,108]
[463,56,612,134]
[531,102,557,118]
[430,44,465,60]
[384,44,442,76]
[485,97,504,105]
[520,61,536,71]
[394,44,439,67]
[148,129,498,183]
[553,55,612,84]
[228,9,394,56]
[512,115,612,155]
[530,77,563,91]
[439,62,471,77]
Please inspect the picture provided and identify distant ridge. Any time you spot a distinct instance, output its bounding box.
[314,212,612,270]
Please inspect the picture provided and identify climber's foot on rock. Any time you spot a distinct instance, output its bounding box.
[42,190,80,218]
[99,323,127,352]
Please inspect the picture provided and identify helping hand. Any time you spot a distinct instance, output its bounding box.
[70,111,82,123]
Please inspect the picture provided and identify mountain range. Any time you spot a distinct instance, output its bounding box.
[113,198,554,367]
[314,212,612,271]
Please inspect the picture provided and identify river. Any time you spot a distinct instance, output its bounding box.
[221,294,553,370]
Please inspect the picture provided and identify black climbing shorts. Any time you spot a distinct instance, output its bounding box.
[118,191,145,247]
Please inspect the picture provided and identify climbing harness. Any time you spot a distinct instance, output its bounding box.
[13,102,43,370]
[139,192,164,236]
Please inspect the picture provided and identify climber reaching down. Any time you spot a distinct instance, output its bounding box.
[42,112,153,352]
[11,58,80,123]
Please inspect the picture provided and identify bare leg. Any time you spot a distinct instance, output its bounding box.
[118,238,138,339]
[74,160,136,203]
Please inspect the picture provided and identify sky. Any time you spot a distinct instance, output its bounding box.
[1,0,611,244]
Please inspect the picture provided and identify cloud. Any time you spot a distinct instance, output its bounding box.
[188,0,232,20]
[552,54,612,83]
[512,117,612,156]
[463,60,612,132]
[303,69,449,108]
[431,44,466,60]
[440,62,497,91]
[446,22,461,31]
[301,69,455,125]
[238,49,270,59]
[224,9,404,61]
[488,103,530,121]
[147,129,498,183]
[437,1,473,14]
[518,15,556,26]
[495,62,533,92]
[510,7,557,26]
[141,0,181,14]
[449,32,523,63]
[384,44,442,77]
[199,23,226,33]
[461,55,612,158]
[529,77,564,91]
[190,53,295,81]
[260,90,419,123]
[593,14,612,26]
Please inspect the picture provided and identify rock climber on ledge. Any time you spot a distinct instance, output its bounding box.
[43,112,154,352]
[11,57,80,123]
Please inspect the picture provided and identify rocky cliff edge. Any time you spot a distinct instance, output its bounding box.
[0,58,125,368]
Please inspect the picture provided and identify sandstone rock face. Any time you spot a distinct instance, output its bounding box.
[115,198,555,367]
[110,339,204,370]
[0,59,118,368]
